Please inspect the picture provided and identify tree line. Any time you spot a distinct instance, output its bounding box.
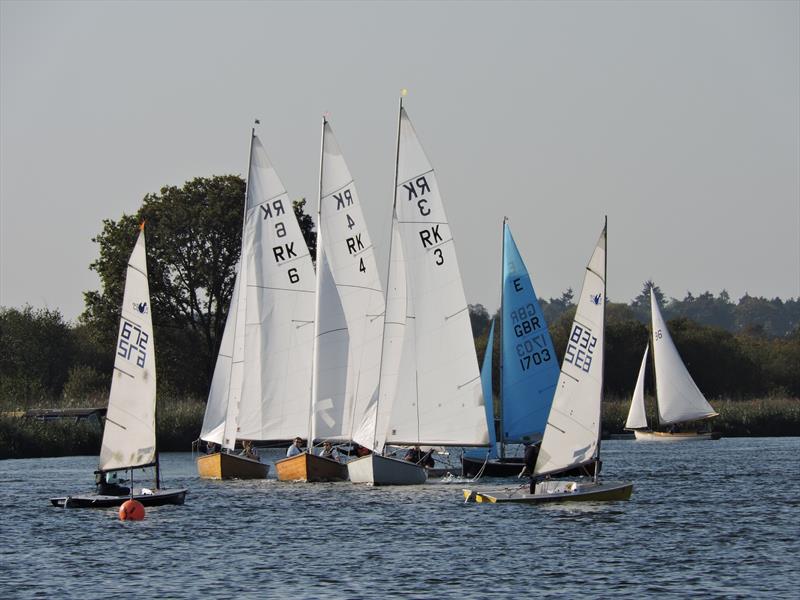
[1,175,797,408]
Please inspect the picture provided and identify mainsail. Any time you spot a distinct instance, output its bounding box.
[535,224,606,476]
[312,119,385,444]
[99,226,157,472]
[625,344,649,430]
[500,222,559,444]
[384,106,488,447]
[650,290,718,424]
[200,131,315,449]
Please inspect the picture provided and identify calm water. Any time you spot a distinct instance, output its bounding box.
[1,438,798,599]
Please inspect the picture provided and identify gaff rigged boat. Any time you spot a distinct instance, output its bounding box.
[51,225,187,508]
[624,289,720,441]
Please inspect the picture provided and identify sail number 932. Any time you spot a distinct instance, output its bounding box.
[564,324,597,373]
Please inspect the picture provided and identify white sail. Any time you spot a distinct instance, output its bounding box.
[99,227,157,471]
[314,120,385,442]
[310,247,351,443]
[353,216,407,453]
[650,290,718,424]
[535,225,606,476]
[236,135,316,441]
[384,107,487,447]
[625,344,649,430]
[199,262,242,446]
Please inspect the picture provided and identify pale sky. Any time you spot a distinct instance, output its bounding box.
[2,0,798,322]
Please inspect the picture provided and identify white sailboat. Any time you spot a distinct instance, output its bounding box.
[275,115,385,482]
[198,126,316,479]
[348,96,489,485]
[625,289,720,441]
[51,224,187,508]
[465,221,634,503]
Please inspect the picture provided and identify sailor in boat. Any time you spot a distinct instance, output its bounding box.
[239,440,260,461]
[287,437,303,458]
[96,471,130,496]
[320,441,340,462]
[403,446,435,468]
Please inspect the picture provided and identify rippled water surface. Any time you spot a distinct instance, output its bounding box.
[1,438,798,598]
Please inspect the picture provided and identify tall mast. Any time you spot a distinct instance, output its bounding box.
[308,114,327,450]
[594,215,607,482]
[498,217,507,459]
[372,91,405,451]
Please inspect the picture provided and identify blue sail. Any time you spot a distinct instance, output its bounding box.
[501,223,559,443]
[466,319,498,460]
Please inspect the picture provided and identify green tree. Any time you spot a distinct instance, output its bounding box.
[0,306,74,404]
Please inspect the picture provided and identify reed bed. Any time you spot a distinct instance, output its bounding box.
[1,397,797,459]
[602,396,800,437]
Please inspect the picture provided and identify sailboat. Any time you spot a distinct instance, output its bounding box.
[625,289,720,441]
[465,221,634,503]
[51,224,187,508]
[197,127,316,479]
[462,219,560,478]
[274,116,385,482]
[348,96,489,485]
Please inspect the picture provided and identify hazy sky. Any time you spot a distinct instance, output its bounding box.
[2,0,798,322]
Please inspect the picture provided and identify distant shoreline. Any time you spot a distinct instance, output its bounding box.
[1,397,797,460]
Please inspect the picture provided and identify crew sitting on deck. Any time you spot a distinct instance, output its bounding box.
[320,441,340,462]
[287,437,303,458]
[239,440,260,461]
[96,471,130,496]
[403,445,435,468]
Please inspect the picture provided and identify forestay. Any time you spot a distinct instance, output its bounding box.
[534,226,606,476]
[99,228,157,472]
[501,222,559,443]
[625,344,649,430]
[650,290,718,424]
[314,120,385,443]
[385,107,488,447]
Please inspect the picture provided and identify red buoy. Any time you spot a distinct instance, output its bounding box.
[119,499,145,521]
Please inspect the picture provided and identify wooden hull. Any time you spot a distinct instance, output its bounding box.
[463,480,633,504]
[274,451,348,482]
[348,454,427,485]
[196,452,269,480]
[633,430,721,442]
[50,488,187,508]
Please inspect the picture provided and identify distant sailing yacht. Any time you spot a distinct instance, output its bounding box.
[51,224,187,508]
[625,288,720,441]
[348,96,489,485]
[197,126,316,479]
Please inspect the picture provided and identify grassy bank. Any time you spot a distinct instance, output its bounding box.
[0,397,205,460]
[1,397,798,460]
[602,396,800,437]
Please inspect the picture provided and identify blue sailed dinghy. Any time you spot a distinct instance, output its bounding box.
[462,220,560,478]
